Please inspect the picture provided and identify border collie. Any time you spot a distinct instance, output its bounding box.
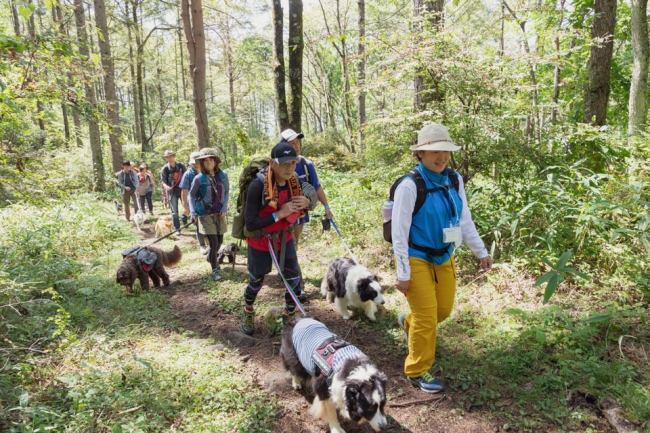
[320,258,384,321]
[280,318,388,433]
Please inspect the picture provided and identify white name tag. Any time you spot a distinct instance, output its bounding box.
[443,226,462,247]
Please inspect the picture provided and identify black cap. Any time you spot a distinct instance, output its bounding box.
[271,142,300,164]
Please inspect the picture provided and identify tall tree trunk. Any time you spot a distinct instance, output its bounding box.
[272,0,290,130]
[628,0,649,135]
[357,0,366,151]
[288,0,303,132]
[318,0,354,146]
[499,3,504,58]
[178,10,187,101]
[503,0,538,139]
[27,0,35,35]
[583,0,617,126]
[74,1,105,191]
[551,0,566,123]
[11,0,20,36]
[157,65,165,110]
[132,0,147,151]
[61,104,70,140]
[413,0,444,112]
[181,0,210,149]
[36,101,45,133]
[53,5,70,141]
[93,0,123,173]
[223,25,236,114]
[126,2,141,145]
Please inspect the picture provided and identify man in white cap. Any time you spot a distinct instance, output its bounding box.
[160,150,186,232]
[279,128,333,247]
[392,122,492,394]
[181,151,209,255]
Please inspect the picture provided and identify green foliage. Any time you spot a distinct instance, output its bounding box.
[0,197,132,350]
[535,250,589,303]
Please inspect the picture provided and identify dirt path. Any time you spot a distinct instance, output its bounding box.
[140,225,500,433]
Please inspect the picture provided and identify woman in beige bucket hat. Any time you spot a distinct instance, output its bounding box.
[188,148,230,282]
[392,122,492,393]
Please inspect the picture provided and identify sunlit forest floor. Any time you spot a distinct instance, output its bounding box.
[2,195,648,432]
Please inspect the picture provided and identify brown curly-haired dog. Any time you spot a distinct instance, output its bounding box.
[115,245,182,293]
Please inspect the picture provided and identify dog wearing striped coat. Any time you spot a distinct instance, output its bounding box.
[280,318,388,433]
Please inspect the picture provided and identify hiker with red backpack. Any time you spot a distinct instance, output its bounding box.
[239,142,312,336]
[389,123,492,394]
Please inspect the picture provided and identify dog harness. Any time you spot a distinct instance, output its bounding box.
[292,319,364,383]
[122,246,158,272]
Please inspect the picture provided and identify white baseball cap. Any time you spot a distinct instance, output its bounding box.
[410,123,461,151]
[280,128,305,142]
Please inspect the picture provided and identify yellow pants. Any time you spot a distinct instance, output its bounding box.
[403,256,456,378]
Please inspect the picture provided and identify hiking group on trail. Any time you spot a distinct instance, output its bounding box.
[115,123,493,395]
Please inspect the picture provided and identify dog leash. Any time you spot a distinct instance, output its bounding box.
[129,221,193,255]
[266,237,308,317]
[329,218,359,265]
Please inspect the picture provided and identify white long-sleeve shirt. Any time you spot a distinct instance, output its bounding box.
[392,172,488,281]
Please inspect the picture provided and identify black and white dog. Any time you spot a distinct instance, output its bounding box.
[217,242,239,264]
[280,318,388,433]
[320,258,385,321]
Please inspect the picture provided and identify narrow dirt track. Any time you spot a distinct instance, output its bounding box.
[147,228,500,433]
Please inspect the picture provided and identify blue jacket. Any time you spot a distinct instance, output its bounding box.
[180,166,198,190]
[117,169,140,195]
[294,157,321,225]
[188,170,229,218]
[408,163,463,265]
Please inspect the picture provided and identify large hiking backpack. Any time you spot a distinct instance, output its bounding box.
[382,168,460,244]
[232,156,270,240]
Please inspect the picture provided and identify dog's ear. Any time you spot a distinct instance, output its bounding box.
[345,381,360,400]
[374,371,388,388]
[345,381,361,414]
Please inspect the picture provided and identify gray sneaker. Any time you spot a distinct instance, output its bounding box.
[200,245,210,255]
[211,269,222,281]
[240,308,255,335]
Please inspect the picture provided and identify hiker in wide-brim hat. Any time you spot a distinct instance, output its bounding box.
[181,151,210,257]
[188,147,229,282]
[194,148,221,162]
[392,122,492,394]
[117,160,140,221]
[160,149,186,232]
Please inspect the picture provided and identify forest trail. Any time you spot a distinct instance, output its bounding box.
[136,221,505,433]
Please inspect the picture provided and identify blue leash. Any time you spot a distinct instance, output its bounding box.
[266,237,307,316]
[329,218,359,265]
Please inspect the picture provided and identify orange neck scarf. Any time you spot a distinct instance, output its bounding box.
[262,166,304,217]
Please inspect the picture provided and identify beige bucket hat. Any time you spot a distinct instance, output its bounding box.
[410,123,461,151]
[194,148,221,162]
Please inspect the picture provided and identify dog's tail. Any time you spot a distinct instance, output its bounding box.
[161,245,183,267]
